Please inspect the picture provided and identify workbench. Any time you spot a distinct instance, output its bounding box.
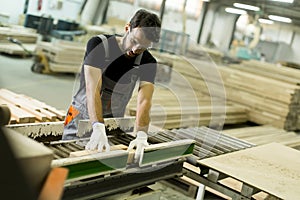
[185,143,300,199]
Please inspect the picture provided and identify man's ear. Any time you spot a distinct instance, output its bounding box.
[125,23,130,32]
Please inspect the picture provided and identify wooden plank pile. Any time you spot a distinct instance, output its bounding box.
[35,39,85,73]
[223,60,300,131]
[278,61,300,70]
[0,25,38,43]
[222,125,300,149]
[150,51,300,131]
[186,44,224,64]
[0,89,65,124]
[127,86,247,129]
[0,25,38,55]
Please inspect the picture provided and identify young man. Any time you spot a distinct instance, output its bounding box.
[63,9,161,152]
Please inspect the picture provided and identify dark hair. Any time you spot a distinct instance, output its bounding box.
[129,9,161,43]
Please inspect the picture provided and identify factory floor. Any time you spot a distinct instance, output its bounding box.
[0,54,74,111]
[0,53,224,199]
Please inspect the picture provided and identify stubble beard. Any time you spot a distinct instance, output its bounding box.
[122,33,137,58]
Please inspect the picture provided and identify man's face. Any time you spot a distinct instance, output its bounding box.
[123,27,152,57]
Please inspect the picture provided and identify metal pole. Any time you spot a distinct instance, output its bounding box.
[197,1,209,44]
[23,0,29,14]
[160,0,166,22]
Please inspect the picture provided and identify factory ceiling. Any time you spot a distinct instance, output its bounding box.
[209,0,300,26]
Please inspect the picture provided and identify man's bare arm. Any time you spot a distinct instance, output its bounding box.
[84,65,104,123]
[135,81,154,133]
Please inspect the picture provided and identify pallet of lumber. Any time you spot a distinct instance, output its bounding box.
[35,39,85,73]
[151,51,300,131]
[224,60,300,130]
[0,25,38,43]
[0,89,65,124]
[0,25,38,56]
[278,60,300,70]
[186,44,224,64]
[222,125,300,149]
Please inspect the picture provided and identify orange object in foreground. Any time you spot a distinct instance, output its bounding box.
[38,167,69,200]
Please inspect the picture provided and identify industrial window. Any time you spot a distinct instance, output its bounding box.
[139,0,163,10]
[139,0,203,19]
[114,0,134,4]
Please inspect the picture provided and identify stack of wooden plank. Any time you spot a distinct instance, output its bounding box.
[0,89,65,124]
[278,61,300,70]
[222,125,300,149]
[127,86,247,129]
[0,25,38,55]
[35,39,85,73]
[223,60,300,131]
[150,51,300,131]
[186,44,224,64]
[0,25,38,43]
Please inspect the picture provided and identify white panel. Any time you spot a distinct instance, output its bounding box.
[278,28,293,44]
[0,0,26,24]
[210,9,236,52]
[290,32,300,63]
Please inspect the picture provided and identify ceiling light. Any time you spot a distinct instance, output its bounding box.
[268,15,292,23]
[233,3,260,11]
[269,0,294,3]
[258,18,274,24]
[225,7,247,15]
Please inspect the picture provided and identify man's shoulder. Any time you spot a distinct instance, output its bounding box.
[142,50,157,64]
[89,34,114,44]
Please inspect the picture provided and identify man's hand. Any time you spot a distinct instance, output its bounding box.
[85,122,110,152]
[128,131,149,164]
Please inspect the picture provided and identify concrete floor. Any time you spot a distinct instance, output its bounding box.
[0,53,224,200]
[0,54,75,111]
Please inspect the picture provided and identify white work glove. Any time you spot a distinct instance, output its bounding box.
[128,131,149,164]
[85,122,110,152]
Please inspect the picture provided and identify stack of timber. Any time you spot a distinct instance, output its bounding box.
[225,60,300,131]
[127,86,247,129]
[186,43,224,64]
[35,39,85,73]
[0,89,65,124]
[0,25,37,55]
[278,60,300,70]
[223,125,300,149]
[151,51,300,131]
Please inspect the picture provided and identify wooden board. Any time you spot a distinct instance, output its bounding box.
[38,167,68,200]
[198,143,300,199]
[223,125,300,149]
[69,144,128,157]
[0,89,65,124]
[35,41,85,65]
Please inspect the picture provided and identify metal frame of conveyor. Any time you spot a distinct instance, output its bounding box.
[62,159,185,200]
[45,137,194,199]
